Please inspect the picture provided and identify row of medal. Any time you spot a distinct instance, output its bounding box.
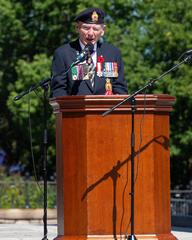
[71,61,119,81]
[96,62,118,78]
[71,63,91,81]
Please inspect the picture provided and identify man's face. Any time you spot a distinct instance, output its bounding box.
[76,22,105,45]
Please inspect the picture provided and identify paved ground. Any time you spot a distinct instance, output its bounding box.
[0,221,191,240]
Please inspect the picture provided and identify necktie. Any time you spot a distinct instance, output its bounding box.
[87,55,95,87]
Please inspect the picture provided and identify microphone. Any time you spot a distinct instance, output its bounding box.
[71,43,94,67]
[184,49,192,55]
[178,49,192,61]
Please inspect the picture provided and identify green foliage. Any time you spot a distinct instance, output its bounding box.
[0,176,56,208]
[0,0,192,188]
[7,54,51,122]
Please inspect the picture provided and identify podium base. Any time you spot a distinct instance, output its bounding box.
[53,233,177,240]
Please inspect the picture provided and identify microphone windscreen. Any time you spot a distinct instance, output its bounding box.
[85,43,94,54]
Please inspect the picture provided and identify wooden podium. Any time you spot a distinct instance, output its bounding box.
[50,94,177,240]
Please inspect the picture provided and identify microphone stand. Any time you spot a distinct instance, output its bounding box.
[12,47,93,238]
[102,53,192,240]
[42,83,49,240]
[14,78,51,240]
[13,53,87,238]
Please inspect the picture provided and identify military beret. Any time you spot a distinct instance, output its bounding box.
[75,8,105,24]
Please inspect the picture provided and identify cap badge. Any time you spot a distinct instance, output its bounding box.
[91,11,99,22]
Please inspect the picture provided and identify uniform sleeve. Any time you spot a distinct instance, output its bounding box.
[50,48,69,97]
[112,48,128,94]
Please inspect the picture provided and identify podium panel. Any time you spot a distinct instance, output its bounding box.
[50,95,177,240]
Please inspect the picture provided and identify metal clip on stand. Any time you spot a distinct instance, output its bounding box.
[102,51,192,240]
[14,77,51,240]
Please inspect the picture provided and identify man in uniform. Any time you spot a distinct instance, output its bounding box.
[51,7,128,96]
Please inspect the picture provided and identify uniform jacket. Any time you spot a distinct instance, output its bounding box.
[51,39,128,96]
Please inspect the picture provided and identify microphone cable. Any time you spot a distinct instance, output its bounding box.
[119,89,147,239]
[27,90,43,193]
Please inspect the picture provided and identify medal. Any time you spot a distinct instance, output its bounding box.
[97,55,104,77]
[103,63,111,77]
[105,78,113,95]
[104,62,118,78]
[96,62,103,77]
[113,62,118,77]
[96,57,119,78]
[71,66,78,80]
[71,63,91,80]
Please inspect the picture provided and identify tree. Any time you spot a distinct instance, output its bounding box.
[1,0,192,187]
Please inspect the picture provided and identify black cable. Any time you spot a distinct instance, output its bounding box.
[120,90,147,237]
[27,92,42,193]
[119,139,130,240]
[134,90,147,184]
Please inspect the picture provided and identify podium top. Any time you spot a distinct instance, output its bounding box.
[49,94,176,114]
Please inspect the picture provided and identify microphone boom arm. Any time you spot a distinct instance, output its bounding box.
[102,53,191,116]
[14,77,51,101]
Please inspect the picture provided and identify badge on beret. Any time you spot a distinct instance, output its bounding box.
[92,11,99,22]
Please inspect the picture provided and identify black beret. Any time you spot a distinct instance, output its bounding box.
[75,8,105,24]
